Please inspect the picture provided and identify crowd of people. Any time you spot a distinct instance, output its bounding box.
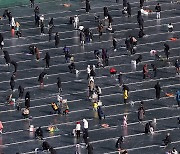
[0,0,179,153]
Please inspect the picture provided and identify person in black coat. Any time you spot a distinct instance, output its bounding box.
[10,60,18,73]
[86,143,93,154]
[154,82,161,99]
[54,32,60,48]
[97,106,105,120]
[10,75,15,91]
[86,0,91,13]
[0,33,4,50]
[25,91,30,108]
[48,18,54,41]
[164,43,170,60]
[18,85,24,99]
[115,136,124,150]
[123,0,127,9]
[138,29,145,38]
[113,37,117,51]
[140,0,144,8]
[38,71,47,87]
[35,127,43,140]
[162,133,171,146]
[3,50,11,66]
[43,52,50,68]
[57,77,62,93]
[103,7,109,18]
[127,2,131,17]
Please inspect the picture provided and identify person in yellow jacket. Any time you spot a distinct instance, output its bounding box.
[51,102,61,114]
[123,85,129,104]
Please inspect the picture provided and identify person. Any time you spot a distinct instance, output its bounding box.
[83,119,88,137]
[145,121,154,134]
[164,43,170,60]
[85,0,91,13]
[123,0,127,10]
[63,45,71,63]
[30,0,35,8]
[68,61,76,73]
[115,136,124,151]
[38,71,47,88]
[73,15,79,29]
[95,85,102,101]
[75,121,81,139]
[0,121,3,134]
[122,85,129,104]
[102,48,109,67]
[113,37,117,51]
[143,64,149,79]
[0,33,4,50]
[155,3,161,19]
[22,107,30,119]
[48,18,54,41]
[86,143,93,154]
[79,31,85,45]
[97,23,103,39]
[3,51,11,66]
[40,19,45,35]
[35,127,43,140]
[118,72,123,86]
[176,91,180,107]
[123,115,128,127]
[138,104,145,122]
[151,64,157,77]
[35,46,40,61]
[87,65,91,80]
[136,55,142,65]
[168,23,173,32]
[107,14,113,31]
[10,60,18,74]
[103,7,109,19]
[140,0,144,8]
[57,77,62,93]
[51,102,61,114]
[54,32,60,48]
[127,2,131,17]
[175,59,180,75]
[42,141,51,151]
[97,106,105,120]
[162,133,171,146]
[154,82,161,99]
[25,91,30,108]
[18,85,24,99]
[10,74,15,92]
[11,17,16,37]
[43,52,50,68]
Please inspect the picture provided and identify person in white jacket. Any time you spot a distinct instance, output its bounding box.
[76,121,81,139]
[87,65,91,79]
[74,15,79,29]
[83,119,88,135]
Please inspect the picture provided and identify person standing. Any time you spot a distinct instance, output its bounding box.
[11,17,16,37]
[127,2,131,17]
[103,7,109,19]
[0,33,4,50]
[57,77,62,93]
[113,37,117,51]
[175,59,180,75]
[155,3,161,19]
[86,0,91,13]
[143,64,149,79]
[43,52,50,68]
[118,72,123,86]
[164,43,170,60]
[18,85,24,99]
[138,103,145,122]
[55,32,60,48]
[3,50,11,66]
[38,71,47,88]
[10,75,15,92]
[140,0,144,8]
[75,121,81,139]
[162,133,171,147]
[83,119,89,137]
[48,18,54,41]
[123,85,129,104]
[115,136,124,151]
[73,15,79,29]
[154,82,161,99]
[25,91,30,109]
[35,46,40,61]
[86,143,93,154]
[151,64,157,77]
